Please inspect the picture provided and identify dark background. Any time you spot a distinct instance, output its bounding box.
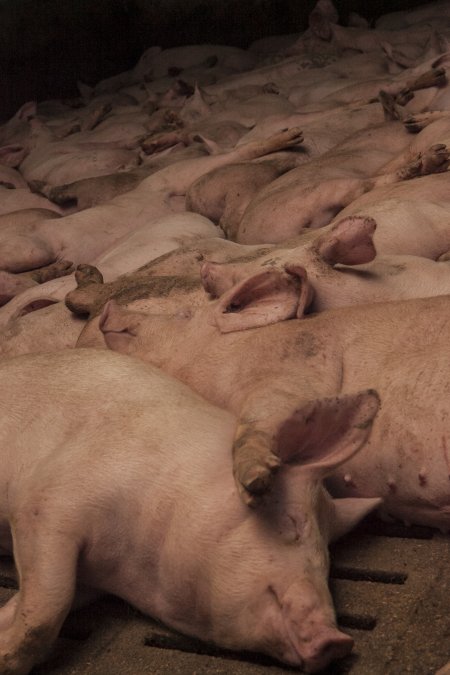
[0,0,436,119]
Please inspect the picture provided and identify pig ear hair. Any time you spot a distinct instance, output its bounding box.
[274,389,380,477]
[213,267,313,333]
[316,216,377,266]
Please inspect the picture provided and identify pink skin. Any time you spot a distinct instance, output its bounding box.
[0,212,221,325]
[234,139,450,245]
[0,127,303,274]
[0,349,379,673]
[200,221,450,314]
[331,173,450,260]
[73,213,450,347]
[99,289,450,532]
[0,303,84,358]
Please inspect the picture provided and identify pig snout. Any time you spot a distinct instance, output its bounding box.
[299,627,354,673]
[278,581,353,672]
[281,619,353,673]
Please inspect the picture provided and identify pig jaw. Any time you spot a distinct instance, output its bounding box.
[208,488,353,672]
[220,573,352,673]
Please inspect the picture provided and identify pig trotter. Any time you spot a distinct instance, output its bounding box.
[378,90,403,121]
[408,66,447,92]
[398,144,450,180]
[66,265,106,316]
[141,130,187,155]
[29,260,75,284]
[48,185,79,208]
[403,111,450,133]
[395,88,414,106]
[75,264,104,288]
[233,424,281,505]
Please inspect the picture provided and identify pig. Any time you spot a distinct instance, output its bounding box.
[0,348,380,673]
[0,303,84,358]
[327,172,450,260]
[68,214,450,339]
[188,126,449,244]
[99,288,450,532]
[0,188,62,216]
[0,212,221,325]
[0,126,303,273]
[65,216,376,321]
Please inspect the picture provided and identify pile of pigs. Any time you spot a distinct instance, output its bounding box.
[1,0,450,672]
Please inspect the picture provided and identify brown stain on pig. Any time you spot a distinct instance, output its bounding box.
[293,331,322,358]
[67,273,201,318]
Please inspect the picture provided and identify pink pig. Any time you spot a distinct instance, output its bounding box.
[0,349,379,674]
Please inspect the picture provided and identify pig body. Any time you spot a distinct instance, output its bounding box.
[100,292,450,530]
[0,348,377,673]
[0,212,221,326]
[0,127,303,273]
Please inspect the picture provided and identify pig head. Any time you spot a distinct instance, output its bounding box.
[0,349,379,674]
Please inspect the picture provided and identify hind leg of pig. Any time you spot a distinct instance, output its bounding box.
[0,521,78,674]
[0,235,57,274]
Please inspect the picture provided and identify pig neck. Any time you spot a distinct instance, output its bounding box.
[163,316,342,414]
[162,296,450,416]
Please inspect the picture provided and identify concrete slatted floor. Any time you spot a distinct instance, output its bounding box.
[0,518,448,674]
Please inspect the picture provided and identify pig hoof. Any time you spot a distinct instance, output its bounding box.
[400,144,449,179]
[403,115,426,133]
[75,264,104,288]
[49,186,79,208]
[30,260,75,284]
[418,144,449,175]
[396,88,414,106]
[378,90,401,121]
[280,127,304,147]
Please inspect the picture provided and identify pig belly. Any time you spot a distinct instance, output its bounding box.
[329,353,450,530]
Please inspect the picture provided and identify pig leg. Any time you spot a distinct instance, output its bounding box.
[405,66,447,93]
[141,130,188,155]
[436,663,450,675]
[373,144,450,187]
[29,260,74,284]
[232,128,304,162]
[81,102,112,132]
[404,110,450,133]
[0,272,37,306]
[65,264,108,316]
[0,230,56,273]
[0,519,77,674]
[378,90,409,121]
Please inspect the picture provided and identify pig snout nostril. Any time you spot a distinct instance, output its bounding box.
[302,632,354,673]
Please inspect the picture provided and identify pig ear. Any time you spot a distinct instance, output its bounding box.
[316,216,377,266]
[15,101,36,120]
[274,389,379,476]
[213,267,313,333]
[0,144,28,167]
[329,497,382,541]
[99,300,143,354]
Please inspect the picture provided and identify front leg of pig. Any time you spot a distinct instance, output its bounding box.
[0,514,77,674]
